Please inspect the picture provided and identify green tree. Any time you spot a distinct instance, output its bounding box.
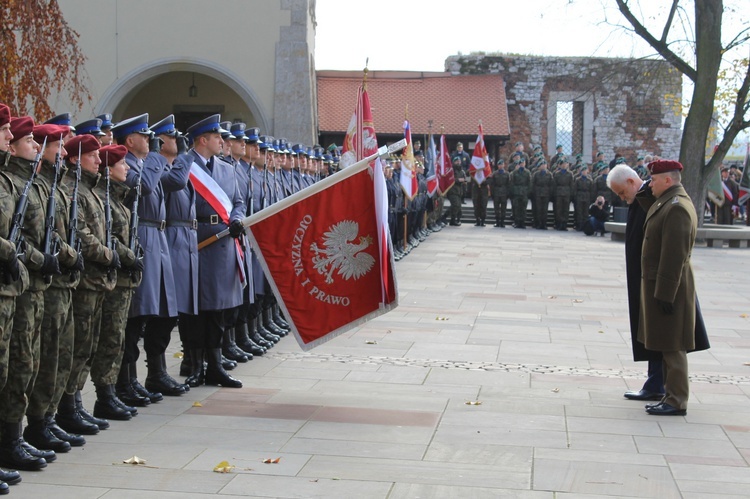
[615,0,750,222]
[0,0,91,119]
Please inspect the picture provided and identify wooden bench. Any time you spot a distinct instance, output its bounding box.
[604,222,750,248]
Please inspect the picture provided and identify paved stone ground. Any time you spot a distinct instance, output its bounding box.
[15,225,750,498]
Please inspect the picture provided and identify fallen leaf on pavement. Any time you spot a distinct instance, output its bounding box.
[262,457,282,464]
[551,388,560,393]
[465,400,482,405]
[365,340,377,345]
[123,456,146,465]
[192,401,203,407]
[173,352,184,359]
[213,461,235,473]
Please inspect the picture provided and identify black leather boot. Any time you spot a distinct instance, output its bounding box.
[115,362,151,407]
[272,306,290,330]
[185,349,205,388]
[262,308,285,336]
[222,328,250,362]
[93,384,132,421]
[55,392,100,435]
[23,417,70,453]
[110,386,138,417]
[0,422,46,471]
[145,355,186,396]
[130,362,163,403]
[179,349,191,377]
[204,348,243,388]
[236,321,266,356]
[222,355,237,370]
[0,467,21,485]
[45,413,85,447]
[75,389,110,430]
[251,319,274,349]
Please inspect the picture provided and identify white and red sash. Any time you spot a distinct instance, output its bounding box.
[190,161,246,287]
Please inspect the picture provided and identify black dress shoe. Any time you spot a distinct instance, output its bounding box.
[624,389,664,401]
[646,402,686,416]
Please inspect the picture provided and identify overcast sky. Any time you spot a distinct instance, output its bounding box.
[315,0,665,71]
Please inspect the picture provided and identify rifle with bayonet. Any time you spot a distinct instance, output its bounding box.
[128,171,143,282]
[41,139,63,283]
[104,158,116,282]
[67,142,82,281]
[7,136,47,260]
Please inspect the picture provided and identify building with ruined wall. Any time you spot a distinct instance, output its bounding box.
[446,54,682,165]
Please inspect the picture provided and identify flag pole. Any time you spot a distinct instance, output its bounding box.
[197,140,407,250]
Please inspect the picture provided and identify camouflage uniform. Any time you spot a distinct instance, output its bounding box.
[26,160,80,419]
[92,179,139,386]
[470,176,490,225]
[62,166,116,395]
[0,151,29,393]
[0,155,53,424]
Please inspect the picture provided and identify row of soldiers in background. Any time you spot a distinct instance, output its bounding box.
[0,103,333,490]
[384,152,446,261]
[449,141,656,230]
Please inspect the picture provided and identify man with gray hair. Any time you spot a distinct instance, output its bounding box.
[608,163,708,415]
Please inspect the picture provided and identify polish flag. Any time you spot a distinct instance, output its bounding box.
[399,119,418,200]
[340,85,378,169]
[469,123,492,185]
[246,152,398,351]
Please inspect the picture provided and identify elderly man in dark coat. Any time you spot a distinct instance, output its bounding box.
[608,165,709,405]
[635,160,699,416]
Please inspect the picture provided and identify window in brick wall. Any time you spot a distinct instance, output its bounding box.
[554,101,584,156]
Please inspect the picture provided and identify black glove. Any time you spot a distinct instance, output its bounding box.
[2,252,20,284]
[71,253,84,272]
[229,219,244,238]
[128,258,144,273]
[41,253,61,276]
[657,299,674,315]
[176,133,189,155]
[149,133,163,153]
[109,250,121,270]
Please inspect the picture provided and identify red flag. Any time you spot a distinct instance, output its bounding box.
[469,123,492,184]
[399,119,418,199]
[438,133,455,195]
[247,156,398,351]
[426,175,438,197]
[340,85,378,169]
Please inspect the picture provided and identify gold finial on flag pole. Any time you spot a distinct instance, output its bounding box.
[363,58,369,89]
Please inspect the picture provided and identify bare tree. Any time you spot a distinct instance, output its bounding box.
[615,0,750,222]
[0,0,91,119]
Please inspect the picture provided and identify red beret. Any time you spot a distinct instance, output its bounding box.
[32,124,69,145]
[649,159,683,175]
[9,116,35,144]
[64,133,101,158]
[0,104,11,128]
[99,144,128,166]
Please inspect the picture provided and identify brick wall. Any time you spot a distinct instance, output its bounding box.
[445,54,682,165]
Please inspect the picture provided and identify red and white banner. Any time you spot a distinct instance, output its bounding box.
[469,123,492,185]
[438,133,455,195]
[246,155,398,351]
[340,85,378,169]
[399,119,418,200]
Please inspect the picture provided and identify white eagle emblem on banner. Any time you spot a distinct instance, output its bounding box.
[310,221,375,284]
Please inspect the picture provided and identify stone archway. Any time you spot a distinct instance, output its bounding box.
[95,58,270,132]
